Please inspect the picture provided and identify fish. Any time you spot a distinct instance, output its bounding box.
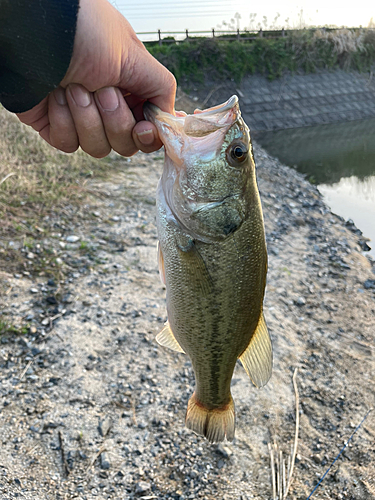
[144,95,272,443]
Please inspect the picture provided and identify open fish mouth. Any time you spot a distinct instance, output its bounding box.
[143,96,240,164]
[143,95,239,137]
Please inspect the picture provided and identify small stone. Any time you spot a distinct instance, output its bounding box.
[27,252,35,259]
[364,279,375,289]
[98,416,112,437]
[92,211,101,217]
[100,452,110,470]
[47,279,55,286]
[41,318,50,326]
[358,240,371,252]
[30,288,38,294]
[111,216,120,222]
[29,326,37,334]
[313,454,322,464]
[295,296,306,306]
[46,296,57,305]
[55,258,63,265]
[66,235,80,243]
[135,481,151,494]
[82,300,93,307]
[217,444,233,459]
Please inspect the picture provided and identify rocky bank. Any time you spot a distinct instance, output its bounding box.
[0,126,375,499]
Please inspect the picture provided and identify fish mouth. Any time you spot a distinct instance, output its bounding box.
[143,96,240,164]
[144,95,239,137]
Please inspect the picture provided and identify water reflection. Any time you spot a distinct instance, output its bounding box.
[255,119,375,258]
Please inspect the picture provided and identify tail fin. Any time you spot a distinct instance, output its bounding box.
[185,392,235,443]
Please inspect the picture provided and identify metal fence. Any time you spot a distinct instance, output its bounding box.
[137,27,372,45]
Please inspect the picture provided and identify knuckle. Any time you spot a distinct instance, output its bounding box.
[113,144,138,157]
[50,135,78,154]
[166,72,177,93]
[60,143,79,154]
[86,147,112,159]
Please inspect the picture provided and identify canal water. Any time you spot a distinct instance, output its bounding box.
[254,118,375,259]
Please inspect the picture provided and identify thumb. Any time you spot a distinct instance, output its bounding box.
[120,45,176,115]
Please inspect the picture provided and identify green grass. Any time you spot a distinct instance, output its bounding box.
[0,319,28,337]
[147,29,375,83]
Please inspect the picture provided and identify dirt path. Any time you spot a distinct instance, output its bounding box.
[1,140,374,499]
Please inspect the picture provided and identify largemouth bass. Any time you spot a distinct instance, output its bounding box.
[144,96,272,443]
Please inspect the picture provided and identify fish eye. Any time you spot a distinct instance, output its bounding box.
[227,142,248,166]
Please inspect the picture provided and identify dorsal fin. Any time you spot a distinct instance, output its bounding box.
[239,312,272,388]
[156,321,185,353]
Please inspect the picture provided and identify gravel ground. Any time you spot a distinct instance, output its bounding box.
[1,138,375,499]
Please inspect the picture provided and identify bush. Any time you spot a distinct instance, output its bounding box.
[147,29,375,83]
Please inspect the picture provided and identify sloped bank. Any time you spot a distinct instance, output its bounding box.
[185,69,375,131]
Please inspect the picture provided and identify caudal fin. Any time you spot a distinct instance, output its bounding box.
[185,393,235,443]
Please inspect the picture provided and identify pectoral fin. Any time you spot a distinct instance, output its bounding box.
[176,236,213,295]
[157,241,166,285]
[239,313,272,388]
[156,321,185,353]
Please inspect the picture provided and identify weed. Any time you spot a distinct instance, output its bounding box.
[0,319,28,336]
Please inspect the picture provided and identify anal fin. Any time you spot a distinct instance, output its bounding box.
[156,321,185,353]
[239,312,272,388]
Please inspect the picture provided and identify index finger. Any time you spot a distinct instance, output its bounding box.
[119,44,176,115]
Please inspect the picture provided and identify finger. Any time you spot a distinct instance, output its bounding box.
[94,87,138,157]
[39,87,79,153]
[132,121,163,154]
[66,83,111,158]
[120,45,176,115]
[17,97,49,132]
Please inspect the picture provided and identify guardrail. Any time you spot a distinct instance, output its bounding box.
[137,27,372,45]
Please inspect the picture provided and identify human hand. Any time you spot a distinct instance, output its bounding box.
[16,0,176,157]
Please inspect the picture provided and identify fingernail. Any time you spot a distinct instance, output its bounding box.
[96,87,119,111]
[69,84,91,107]
[54,87,67,106]
[136,129,154,145]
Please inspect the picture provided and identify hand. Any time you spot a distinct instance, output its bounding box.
[16,0,176,157]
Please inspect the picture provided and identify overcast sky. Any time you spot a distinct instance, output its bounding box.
[110,0,374,40]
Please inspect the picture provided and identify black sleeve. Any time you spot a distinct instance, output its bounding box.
[0,0,79,113]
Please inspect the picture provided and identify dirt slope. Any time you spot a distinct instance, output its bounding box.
[0,139,374,499]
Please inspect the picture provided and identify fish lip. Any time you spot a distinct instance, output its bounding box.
[196,95,238,117]
[143,95,240,133]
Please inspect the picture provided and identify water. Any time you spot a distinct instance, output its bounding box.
[254,119,375,259]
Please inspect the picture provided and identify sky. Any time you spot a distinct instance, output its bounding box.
[110,0,374,41]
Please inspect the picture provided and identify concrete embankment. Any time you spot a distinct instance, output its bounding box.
[190,68,375,131]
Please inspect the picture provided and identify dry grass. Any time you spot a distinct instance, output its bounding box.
[0,105,117,217]
[314,29,365,55]
[268,368,299,499]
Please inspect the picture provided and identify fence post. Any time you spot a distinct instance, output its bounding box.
[281,28,285,37]
[259,28,263,38]
[212,28,215,38]
[237,28,240,41]
[158,29,162,46]
[186,29,189,40]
